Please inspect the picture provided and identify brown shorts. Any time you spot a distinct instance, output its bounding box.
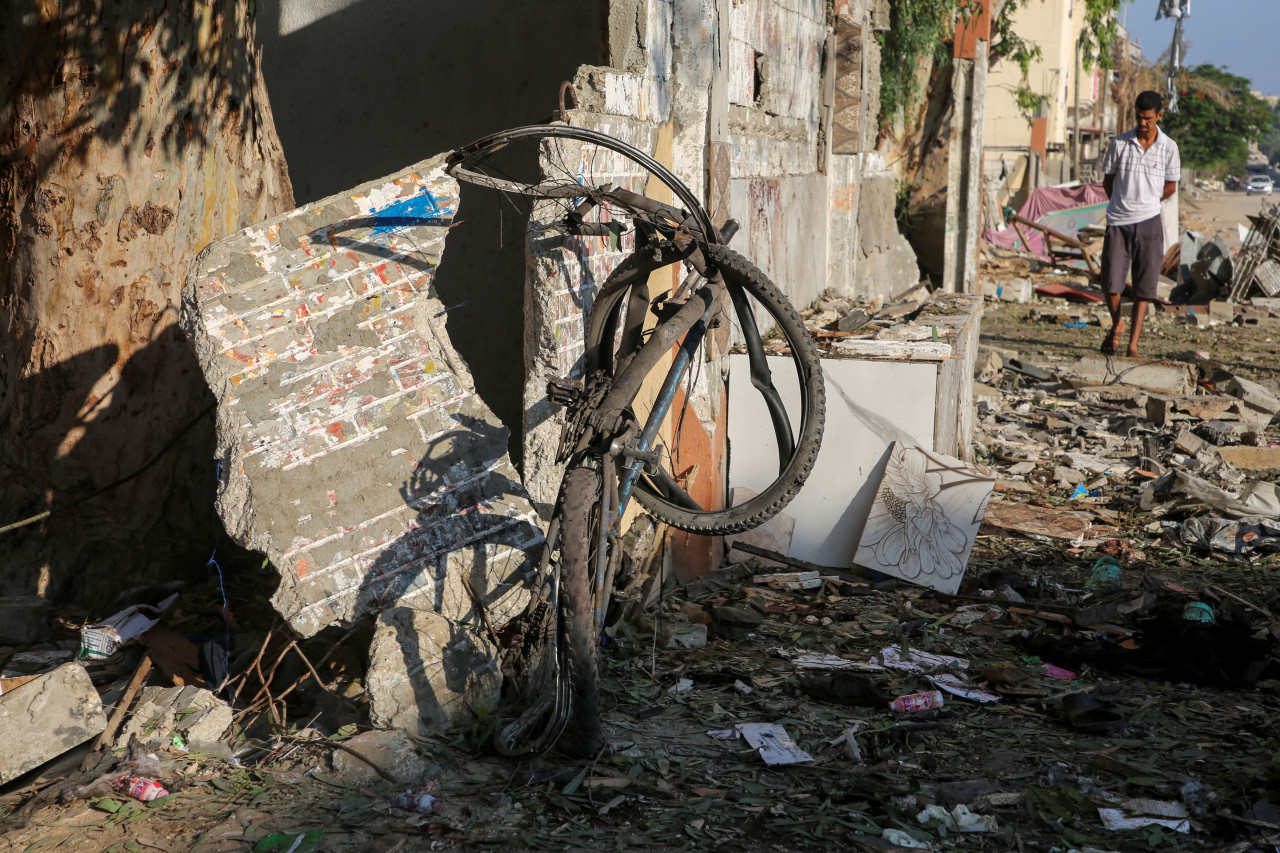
[1100,214,1163,301]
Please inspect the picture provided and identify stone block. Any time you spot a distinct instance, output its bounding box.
[181,153,543,638]
[1061,356,1196,396]
[0,596,50,645]
[980,278,1032,303]
[330,729,427,785]
[367,607,501,737]
[1215,445,1280,472]
[115,686,232,750]
[1224,375,1280,416]
[1174,429,1209,456]
[0,662,107,783]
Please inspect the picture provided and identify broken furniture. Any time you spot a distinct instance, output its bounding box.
[1006,213,1100,281]
[1230,204,1280,301]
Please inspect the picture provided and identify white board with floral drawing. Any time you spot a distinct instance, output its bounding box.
[853,442,995,594]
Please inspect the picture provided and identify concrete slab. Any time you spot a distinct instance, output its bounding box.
[1215,445,1280,472]
[329,729,427,785]
[182,154,543,637]
[366,607,501,737]
[1061,356,1196,397]
[0,662,106,783]
[115,685,232,750]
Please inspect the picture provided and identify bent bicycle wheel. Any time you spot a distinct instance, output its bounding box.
[584,243,825,535]
[556,464,603,757]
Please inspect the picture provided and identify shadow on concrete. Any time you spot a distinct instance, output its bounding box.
[256,0,607,467]
[355,412,543,732]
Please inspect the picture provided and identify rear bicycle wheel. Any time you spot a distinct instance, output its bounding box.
[584,243,825,535]
[557,465,603,756]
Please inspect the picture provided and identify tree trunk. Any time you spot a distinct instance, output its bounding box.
[0,0,293,602]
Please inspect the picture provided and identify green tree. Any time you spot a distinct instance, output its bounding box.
[1161,65,1272,175]
[1259,102,1280,166]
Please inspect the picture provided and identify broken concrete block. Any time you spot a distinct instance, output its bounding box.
[367,607,501,736]
[1174,430,1209,456]
[0,662,107,783]
[330,729,427,785]
[980,278,1032,303]
[116,686,233,750]
[1197,420,1245,446]
[1214,446,1280,472]
[0,596,50,645]
[1224,375,1280,417]
[181,154,543,638]
[662,623,708,649]
[1061,356,1196,396]
[1054,466,1086,486]
[975,345,1017,383]
[1076,386,1149,408]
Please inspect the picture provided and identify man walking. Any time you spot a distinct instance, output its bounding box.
[1099,90,1180,357]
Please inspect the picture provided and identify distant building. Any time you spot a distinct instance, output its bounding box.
[983,1,1124,206]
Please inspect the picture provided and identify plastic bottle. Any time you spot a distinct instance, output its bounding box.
[888,690,944,713]
[115,776,169,801]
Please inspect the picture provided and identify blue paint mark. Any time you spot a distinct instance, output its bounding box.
[369,191,455,233]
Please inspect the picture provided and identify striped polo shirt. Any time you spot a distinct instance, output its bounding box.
[1100,128,1181,226]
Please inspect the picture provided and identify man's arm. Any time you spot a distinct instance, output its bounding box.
[1161,180,1177,201]
[1104,173,1115,198]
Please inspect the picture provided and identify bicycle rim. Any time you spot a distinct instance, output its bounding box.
[447,125,717,242]
[585,244,825,535]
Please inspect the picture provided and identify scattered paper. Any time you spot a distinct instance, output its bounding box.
[881,828,934,849]
[1098,807,1190,833]
[878,646,969,674]
[707,723,813,765]
[917,803,999,833]
[927,673,1000,703]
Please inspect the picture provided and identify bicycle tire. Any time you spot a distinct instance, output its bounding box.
[557,465,603,756]
[586,243,825,535]
[447,124,717,242]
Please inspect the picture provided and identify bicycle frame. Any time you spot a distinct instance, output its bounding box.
[445,125,815,756]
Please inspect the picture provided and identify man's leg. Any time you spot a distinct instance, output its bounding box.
[1099,224,1131,353]
[1126,215,1164,357]
[1126,298,1148,358]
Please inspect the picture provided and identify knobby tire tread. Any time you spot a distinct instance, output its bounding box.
[557,466,602,757]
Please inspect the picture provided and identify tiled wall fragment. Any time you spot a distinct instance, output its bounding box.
[183,154,542,638]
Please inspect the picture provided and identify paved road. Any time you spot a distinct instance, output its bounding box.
[1182,187,1277,250]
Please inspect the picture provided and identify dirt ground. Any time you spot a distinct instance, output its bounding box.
[5,191,1280,853]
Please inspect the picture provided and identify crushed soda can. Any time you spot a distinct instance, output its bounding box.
[888,690,944,713]
[115,776,169,801]
[392,780,443,814]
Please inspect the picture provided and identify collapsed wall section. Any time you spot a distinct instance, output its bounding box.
[182,155,543,639]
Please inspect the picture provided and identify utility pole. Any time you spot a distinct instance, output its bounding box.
[942,0,991,295]
[1072,38,1081,182]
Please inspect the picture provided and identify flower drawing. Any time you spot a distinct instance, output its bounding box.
[860,447,968,580]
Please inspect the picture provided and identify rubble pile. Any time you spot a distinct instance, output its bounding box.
[972,313,1280,559]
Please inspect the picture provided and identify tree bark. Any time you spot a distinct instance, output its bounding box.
[0,0,293,602]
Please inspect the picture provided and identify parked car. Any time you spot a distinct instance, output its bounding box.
[1247,175,1274,195]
